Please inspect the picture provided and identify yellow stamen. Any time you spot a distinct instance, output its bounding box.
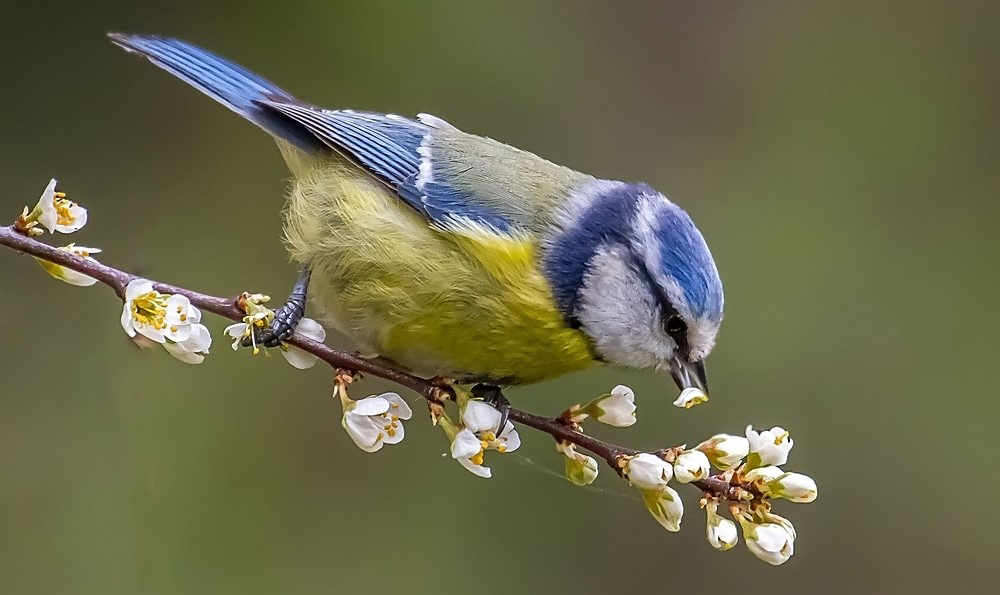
[471,451,485,466]
[775,432,789,445]
[131,291,168,331]
[53,198,77,227]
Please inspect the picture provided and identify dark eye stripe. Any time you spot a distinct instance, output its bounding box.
[631,257,690,356]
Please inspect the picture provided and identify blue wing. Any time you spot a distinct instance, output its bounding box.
[109,34,585,233]
[259,101,515,232]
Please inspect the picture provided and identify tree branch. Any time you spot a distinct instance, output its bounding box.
[0,223,742,499]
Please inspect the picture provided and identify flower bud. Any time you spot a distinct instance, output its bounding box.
[624,453,672,490]
[673,449,711,483]
[745,426,793,468]
[588,385,637,427]
[744,465,784,483]
[640,485,684,532]
[673,387,708,409]
[705,502,738,551]
[765,472,818,503]
[557,443,599,486]
[740,519,795,566]
[695,434,749,471]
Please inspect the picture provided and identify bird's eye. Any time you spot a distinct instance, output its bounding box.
[665,315,686,336]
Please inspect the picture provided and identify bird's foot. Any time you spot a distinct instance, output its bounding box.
[242,268,310,349]
[472,384,511,432]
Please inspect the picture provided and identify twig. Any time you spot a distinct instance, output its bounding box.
[0,223,736,499]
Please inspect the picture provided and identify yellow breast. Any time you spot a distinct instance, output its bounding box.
[281,159,595,384]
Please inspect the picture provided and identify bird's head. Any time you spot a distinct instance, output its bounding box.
[547,181,724,396]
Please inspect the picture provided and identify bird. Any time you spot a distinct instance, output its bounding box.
[108,33,723,418]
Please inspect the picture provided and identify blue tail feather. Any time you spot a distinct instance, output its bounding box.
[108,33,322,151]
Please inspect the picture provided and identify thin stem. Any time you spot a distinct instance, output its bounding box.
[0,224,736,499]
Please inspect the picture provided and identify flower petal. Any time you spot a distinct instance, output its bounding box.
[35,179,58,233]
[135,324,166,344]
[163,341,205,364]
[351,396,391,416]
[381,392,413,420]
[450,428,482,459]
[462,400,502,433]
[295,317,327,342]
[125,279,155,301]
[496,422,521,452]
[457,455,492,478]
[120,303,136,337]
[281,345,318,369]
[36,258,98,287]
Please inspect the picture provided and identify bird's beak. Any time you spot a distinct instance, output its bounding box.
[669,357,709,396]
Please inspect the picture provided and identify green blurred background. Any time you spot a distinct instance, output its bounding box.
[2,1,997,593]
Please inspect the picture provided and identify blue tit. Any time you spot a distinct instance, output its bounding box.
[110,34,723,404]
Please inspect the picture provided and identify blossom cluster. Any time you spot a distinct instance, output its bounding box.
[617,425,816,565]
[13,178,819,569]
[16,179,325,369]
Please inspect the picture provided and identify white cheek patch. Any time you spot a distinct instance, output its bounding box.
[577,244,678,368]
[686,317,721,362]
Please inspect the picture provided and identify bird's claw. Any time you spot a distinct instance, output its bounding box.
[240,303,300,349]
[472,384,511,433]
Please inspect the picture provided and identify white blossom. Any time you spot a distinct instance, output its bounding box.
[740,519,795,566]
[226,311,326,369]
[556,442,599,486]
[673,387,708,409]
[279,317,326,369]
[765,472,818,503]
[746,426,794,468]
[673,449,711,483]
[341,392,413,453]
[450,400,521,478]
[705,501,738,551]
[695,434,750,471]
[34,244,101,287]
[624,453,673,490]
[35,179,87,234]
[120,279,195,344]
[591,385,637,427]
[224,312,270,353]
